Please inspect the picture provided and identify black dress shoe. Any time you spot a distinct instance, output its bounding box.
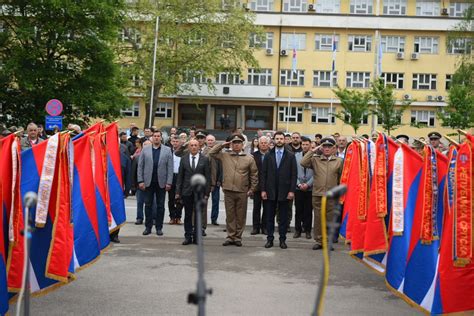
[250,228,259,235]
[142,229,151,236]
[306,232,312,239]
[261,228,268,235]
[234,241,242,247]
[280,241,288,249]
[135,219,143,225]
[312,244,322,250]
[111,236,120,243]
[264,240,273,248]
[333,239,339,244]
[156,229,163,236]
[192,238,198,244]
[182,239,192,245]
[202,230,207,237]
[293,231,301,238]
[222,240,234,246]
[211,220,219,226]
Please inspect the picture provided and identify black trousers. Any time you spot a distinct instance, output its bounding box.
[265,199,289,242]
[144,183,166,230]
[168,174,183,219]
[182,195,198,240]
[294,190,313,233]
[252,191,266,230]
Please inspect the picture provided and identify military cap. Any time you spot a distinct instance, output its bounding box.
[1,129,11,137]
[396,134,409,142]
[320,137,336,146]
[195,130,208,138]
[229,134,245,143]
[412,139,424,149]
[428,132,441,140]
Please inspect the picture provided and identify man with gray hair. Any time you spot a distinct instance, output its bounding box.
[21,122,44,150]
[251,136,271,235]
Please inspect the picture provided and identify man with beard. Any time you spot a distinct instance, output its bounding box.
[288,132,302,153]
[261,132,297,249]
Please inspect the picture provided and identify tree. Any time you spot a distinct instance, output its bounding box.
[332,87,371,134]
[121,0,263,128]
[369,78,410,136]
[438,62,474,130]
[0,1,129,128]
[438,6,474,130]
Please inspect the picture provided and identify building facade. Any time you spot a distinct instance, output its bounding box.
[119,0,472,137]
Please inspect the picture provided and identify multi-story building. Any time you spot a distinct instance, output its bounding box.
[120,0,472,138]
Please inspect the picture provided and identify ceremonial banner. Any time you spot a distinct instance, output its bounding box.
[72,134,101,269]
[92,131,111,251]
[403,147,448,313]
[339,142,360,242]
[385,144,423,295]
[105,123,126,231]
[432,141,474,314]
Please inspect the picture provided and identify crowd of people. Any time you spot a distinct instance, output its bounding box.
[0,121,447,250]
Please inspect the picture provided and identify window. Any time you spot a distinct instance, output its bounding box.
[411,110,435,127]
[216,72,240,85]
[445,74,452,90]
[315,0,341,13]
[414,37,439,54]
[449,2,471,17]
[118,28,141,44]
[350,0,373,14]
[279,106,303,122]
[383,0,407,15]
[155,102,173,118]
[348,35,372,52]
[221,0,238,10]
[416,0,441,16]
[248,68,272,85]
[315,34,339,51]
[220,33,234,48]
[184,70,207,84]
[249,32,273,49]
[281,33,307,50]
[313,71,338,87]
[311,107,336,123]
[280,69,305,86]
[412,73,437,90]
[283,0,308,12]
[344,111,369,124]
[447,38,472,54]
[381,36,405,53]
[249,0,274,11]
[382,73,404,89]
[346,72,371,88]
[130,74,143,87]
[188,33,204,46]
[121,102,140,117]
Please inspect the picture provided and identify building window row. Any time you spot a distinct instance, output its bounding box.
[278,106,437,127]
[245,0,470,17]
[254,33,470,55]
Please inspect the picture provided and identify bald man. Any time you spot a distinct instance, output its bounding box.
[21,122,44,150]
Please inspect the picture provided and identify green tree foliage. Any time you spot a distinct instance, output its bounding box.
[332,87,370,134]
[0,1,129,128]
[438,62,474,130]
[121,0,263,127]
[370,78,410,135]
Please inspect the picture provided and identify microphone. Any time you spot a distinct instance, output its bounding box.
[23,192,38,208]
[326,185,347,199]
[191,174,206,192]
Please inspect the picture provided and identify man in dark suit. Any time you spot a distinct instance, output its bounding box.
[261,131,297,249]
[251,135,270,235]
[175,139,211,245]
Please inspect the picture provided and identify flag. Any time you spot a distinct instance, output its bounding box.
[385,144,424,298]
[92,131,111,251]
[105,123,126,232]
[363,134,398,273]
[72,134,101,269]
[431,142,474,314]
[331,33,337,80]
[402,146,448,313]
[377,33,383,77]
[339,141,361,242]
[291,33,297,75]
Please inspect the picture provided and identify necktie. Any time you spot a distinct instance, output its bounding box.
[277,150,282,168]
[192,156,196,170]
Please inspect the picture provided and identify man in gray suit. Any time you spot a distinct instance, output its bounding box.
[137,130,174,236]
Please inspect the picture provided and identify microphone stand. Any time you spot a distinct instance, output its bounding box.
[188,184,212,316]
[312,186,346,316]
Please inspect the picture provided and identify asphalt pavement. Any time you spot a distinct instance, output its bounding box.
[16,194,419,316]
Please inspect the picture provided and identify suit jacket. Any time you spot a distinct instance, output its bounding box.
[137,144,173,188]
[252,150,267,192]
[261,147,297,201]
[176,153,211,197]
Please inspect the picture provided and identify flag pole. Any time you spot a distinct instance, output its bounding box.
[148,16,160,128]
[330,32,336,126]
[286,84,291,133]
